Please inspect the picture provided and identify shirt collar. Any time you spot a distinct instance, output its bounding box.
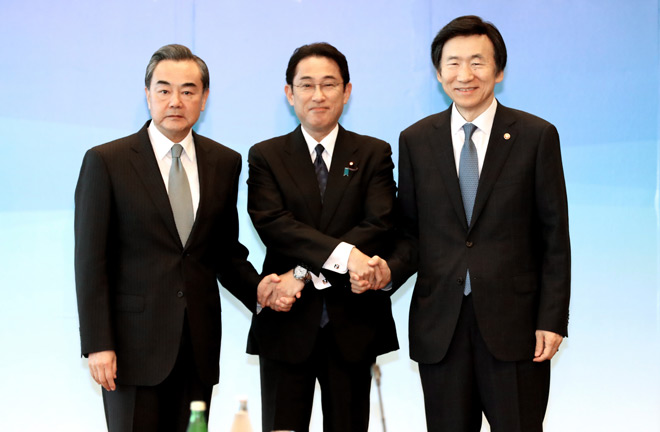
[148,121,196,162]
[451,98,498,137]
[301,124,339,158]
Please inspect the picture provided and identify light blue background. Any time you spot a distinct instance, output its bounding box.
[1,0,658,430]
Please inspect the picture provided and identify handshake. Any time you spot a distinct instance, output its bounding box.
[257,248,391,312]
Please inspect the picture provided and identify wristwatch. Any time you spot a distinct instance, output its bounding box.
[293,265,311,283]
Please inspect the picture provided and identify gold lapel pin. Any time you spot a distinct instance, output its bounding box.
[503,133,511,140]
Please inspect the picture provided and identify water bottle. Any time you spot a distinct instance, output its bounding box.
[186,400,208,432]
[229,397,253,432]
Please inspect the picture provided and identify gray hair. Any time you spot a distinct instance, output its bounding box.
[144,44,210,91]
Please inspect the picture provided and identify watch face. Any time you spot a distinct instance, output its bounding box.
[294,266,306,279]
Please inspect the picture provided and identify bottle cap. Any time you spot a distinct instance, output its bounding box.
[190,401,206,412]
[237,395,248,411]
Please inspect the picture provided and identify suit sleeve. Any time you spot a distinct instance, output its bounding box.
[215,155,260,312]
[387,131,420,291]
[74,149,115,356]
[534,124,571,336]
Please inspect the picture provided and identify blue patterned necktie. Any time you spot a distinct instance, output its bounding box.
[314,144,328,203]
[459,123,478,295]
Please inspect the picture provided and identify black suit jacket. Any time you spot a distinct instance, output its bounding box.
[389,104,571,364]
[246,125,399,364]
[74,121,261,386]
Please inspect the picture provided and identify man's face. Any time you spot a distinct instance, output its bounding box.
[285,56,352,142]
[145,59,209,143]
[437,34,503,122]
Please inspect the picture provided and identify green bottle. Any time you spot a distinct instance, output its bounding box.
[186,401,208,432]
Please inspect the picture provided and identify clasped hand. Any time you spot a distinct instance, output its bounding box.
[257,270,304,312]
[348,249,391,294]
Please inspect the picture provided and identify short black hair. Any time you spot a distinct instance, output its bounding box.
[285,42,350,87]
[431,15,507,73]
[145,44,210,91]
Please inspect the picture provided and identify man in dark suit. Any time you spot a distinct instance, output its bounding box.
[355,16,571,431]
[74,44,278,432]
[246,43,398,432]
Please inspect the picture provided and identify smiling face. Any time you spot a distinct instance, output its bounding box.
[437,34,503,122]
[145,59,209,143]
[285,56,352,142]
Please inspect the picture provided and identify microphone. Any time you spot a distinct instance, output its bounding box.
[372,363,387,432]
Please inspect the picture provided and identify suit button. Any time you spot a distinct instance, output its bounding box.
[457,277,464,285]
[177,291,184,298]
[466,241,473,248]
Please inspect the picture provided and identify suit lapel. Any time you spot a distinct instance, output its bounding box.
[129,121,182,247]
[319,125,359,232]
[429,109,469,230]
[188,132,216,249]
[470,104,516,231]
[282,126,323,225]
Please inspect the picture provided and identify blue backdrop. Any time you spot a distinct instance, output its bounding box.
[1,0,658,430]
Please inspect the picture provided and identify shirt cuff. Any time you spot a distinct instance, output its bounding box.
[322,242,354,274]
[310,271,332,290]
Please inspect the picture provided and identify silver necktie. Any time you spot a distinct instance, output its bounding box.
[168,144,194,245]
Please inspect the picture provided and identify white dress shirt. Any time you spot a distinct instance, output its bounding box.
[148,121,200,218]
[451,98,498,177]
[300,124,354,290]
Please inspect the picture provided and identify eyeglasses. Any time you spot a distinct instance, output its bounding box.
[292,81,344,94]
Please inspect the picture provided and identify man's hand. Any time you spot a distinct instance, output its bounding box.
[533,330,563,362]
[88,350,117,391]
[268,269,305,312]
[349,255,391,293]
[257,273,281,308]
[347,248,377,290]
[370,256,391,289]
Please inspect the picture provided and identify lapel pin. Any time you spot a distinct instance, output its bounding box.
[503,133,511,140]
[343,161,358,176]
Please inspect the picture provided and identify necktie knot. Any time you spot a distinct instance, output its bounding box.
[315,144,325,160]
[171,143,184,159]
[462,123,477,140]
